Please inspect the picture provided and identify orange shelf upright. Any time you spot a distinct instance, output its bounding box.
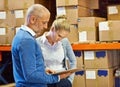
[72,43,120,50]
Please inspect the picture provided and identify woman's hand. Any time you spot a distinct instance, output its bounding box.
[59,72,72,79]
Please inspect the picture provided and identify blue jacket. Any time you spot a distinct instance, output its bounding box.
[61,38,77,83]
[12,29,59,87]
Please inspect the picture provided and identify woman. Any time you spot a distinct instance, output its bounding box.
[36,15,76,87]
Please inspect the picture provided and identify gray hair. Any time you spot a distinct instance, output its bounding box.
[25,4,50,24]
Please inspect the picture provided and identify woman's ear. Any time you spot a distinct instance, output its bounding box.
[51,26,55,32]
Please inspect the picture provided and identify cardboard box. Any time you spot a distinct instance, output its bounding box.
[78,17,106,42]
[73,70,85,87]
[89,0,99,9]
[0,0,6,10]
[85,68,114,87]
[57,6,92,24]
[74,50,84,69]
[78,30,98,42]
[112,50,120,67]
[0,27,15,44]
[67,25,79,43]
[0,11,15,27]
[107,5,120,20]
[84,50,114,69]
[78,17,106,29]
[99,21,120,41]
[56,0,99,9]
[14,9,27,26]
[8,0,34,10]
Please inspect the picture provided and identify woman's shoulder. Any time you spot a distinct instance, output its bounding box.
[61,38,70,45]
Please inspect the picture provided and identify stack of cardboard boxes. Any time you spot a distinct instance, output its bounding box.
[56,1,120,87]
[0,0,35,44]
[99,5,120,41]
[56,0,108,43]
[73,50,120,87]
[0,0,57,45]
[84,50,120,87]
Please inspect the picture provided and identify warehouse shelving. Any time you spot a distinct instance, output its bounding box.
[0,45,11,84]
[0,45,11,61]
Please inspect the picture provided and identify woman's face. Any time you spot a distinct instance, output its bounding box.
[52,28,69,43]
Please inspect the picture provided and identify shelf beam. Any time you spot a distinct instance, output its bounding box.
[72,43,120,50]
[0,45,11,51]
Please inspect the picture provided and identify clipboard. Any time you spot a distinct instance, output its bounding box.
[52,68,81,75]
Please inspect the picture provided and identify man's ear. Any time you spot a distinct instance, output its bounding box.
[29,15,37,24]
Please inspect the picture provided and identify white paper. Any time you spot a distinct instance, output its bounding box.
[0,28,6,35]
[86,70,96,79]
[79,31,87,42]
[15,27,20,34]
[15,10,24,18]
[108,6,118,15]
[57,7,66,15]
[84,51,94,60]
[0,12,6,19]
[99,22,109,31]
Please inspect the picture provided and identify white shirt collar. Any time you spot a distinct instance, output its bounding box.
[21,25,36,37]
[41,33,60,46]
[40,33,47,44]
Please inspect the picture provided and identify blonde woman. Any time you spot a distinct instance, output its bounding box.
[36,15,76,87]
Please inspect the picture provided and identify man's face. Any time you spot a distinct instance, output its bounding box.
[34,14,50,36]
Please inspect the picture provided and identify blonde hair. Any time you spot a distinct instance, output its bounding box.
[52,15,70,32]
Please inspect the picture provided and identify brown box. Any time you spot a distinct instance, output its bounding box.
[57,6,92,24]
[0,10,15,45]
[85,68,114,87]
[76,51,84,69]
[112,50,120,67]
[0,0,6,10]
[0,27,15,44]
[99,20,120,41]
[0,11,15,27]
[67,25,79,43]
[89,0,99,9]
[84,50,114,69]
[56,0,99,9]
[73,70,85,87]
[78,17,106,42]
[107,5,120,20]
[8,0,34,10]
[78,17,106,29]
[14,9,27,26]
[85,69,97,87]
[70,51,84,69]
[78,29,98,42]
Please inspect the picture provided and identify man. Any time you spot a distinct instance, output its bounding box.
[11,4,72,87]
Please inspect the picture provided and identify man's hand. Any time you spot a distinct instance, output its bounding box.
[46,69,56,74]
